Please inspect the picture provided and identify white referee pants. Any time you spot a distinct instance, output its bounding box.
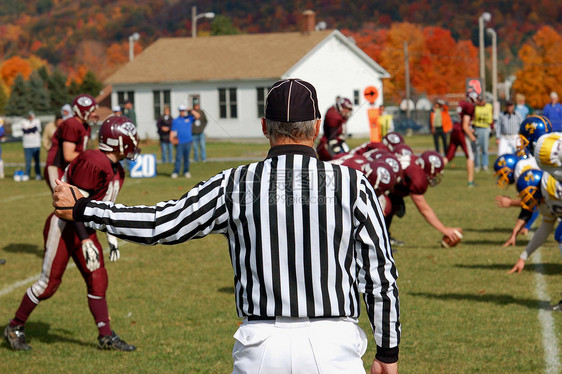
[498,135,518,156]
[232,317,368,374]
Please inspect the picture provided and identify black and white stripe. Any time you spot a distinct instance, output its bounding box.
[497,111,523,137]
[79,148,400,350]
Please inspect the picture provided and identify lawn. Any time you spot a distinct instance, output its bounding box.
[0,135,560,373]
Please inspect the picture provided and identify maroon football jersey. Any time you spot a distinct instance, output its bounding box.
[391,159,428,197]
[457,100,475,121]
[64,150,125,202]
[323,106,346,140]
[46,117,91,170]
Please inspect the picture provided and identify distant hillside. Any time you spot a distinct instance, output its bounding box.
[0,0,560,80]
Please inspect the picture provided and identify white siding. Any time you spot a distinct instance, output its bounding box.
[286,36,384,137]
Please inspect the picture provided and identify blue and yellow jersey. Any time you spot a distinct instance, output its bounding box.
[540,172,562,222]
[514,157,539,182]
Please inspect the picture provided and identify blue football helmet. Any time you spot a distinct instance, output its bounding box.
[518,115,552,156]
[493,154,519,188]
[516,169,543,211]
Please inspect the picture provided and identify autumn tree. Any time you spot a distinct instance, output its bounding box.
[513,26,562,109]
[0,57,32,92]
[5,75,31,116]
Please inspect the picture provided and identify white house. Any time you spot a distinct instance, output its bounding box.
[105,29,390,139]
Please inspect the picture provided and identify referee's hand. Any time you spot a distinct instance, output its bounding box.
[52,179,83,221]
[371,359,398,374]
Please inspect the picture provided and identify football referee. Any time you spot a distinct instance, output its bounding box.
[53,78,400,374]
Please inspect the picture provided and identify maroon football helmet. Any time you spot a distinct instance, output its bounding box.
[372,150,403,182]
[330,153,368,172]
[382,132,405,152]
[336,97,353,118]
[363,159,397,195]
[72,94,98,123]
[98,116,141,160]
[416,150,445,186]
[393,143,414,158]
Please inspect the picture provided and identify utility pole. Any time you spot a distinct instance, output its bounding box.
[404,41,411,119]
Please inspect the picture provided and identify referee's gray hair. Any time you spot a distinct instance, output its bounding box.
[265,119,317,143]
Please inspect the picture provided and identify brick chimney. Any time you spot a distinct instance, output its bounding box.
[301,10,316,34]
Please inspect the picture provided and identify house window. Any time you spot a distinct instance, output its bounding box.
[256,87,270,118]
[353,90,360,106]
[219,87,237,119]
[153,90,171,120]
[117,91,135,107]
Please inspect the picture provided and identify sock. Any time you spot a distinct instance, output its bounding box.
[12,291,39,326]
[559,242,562,258]
[87,296,112,336]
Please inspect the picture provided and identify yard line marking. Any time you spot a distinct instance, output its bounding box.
[3,191,51,203]
[532,250,561,374]
[0,243,127,299]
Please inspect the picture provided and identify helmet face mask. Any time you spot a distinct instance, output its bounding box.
[518,186,539,211]
[516,169,543,211]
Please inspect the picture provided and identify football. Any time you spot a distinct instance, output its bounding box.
[441,230,463,248]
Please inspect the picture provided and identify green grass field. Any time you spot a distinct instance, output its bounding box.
[0,136,561,373]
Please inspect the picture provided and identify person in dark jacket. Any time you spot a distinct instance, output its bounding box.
[157,105,173,164]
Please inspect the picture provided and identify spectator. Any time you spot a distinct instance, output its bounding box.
[0,117,5,179]
[514,93,533,119]
[112,105,122,116]
[430,99,452,155]
[42,113,63,151]
[379,105,394,137]
[21,111,42,181]
[543,91,562,132]
[123,100,136,124]
[61,104,73,121]
[156,105,173,164]
[170,105,199,179]
[191,98,207,162]
[495,100,522,156]
[472,96,494,172]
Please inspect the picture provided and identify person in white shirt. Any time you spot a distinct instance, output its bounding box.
[21,111,42,181]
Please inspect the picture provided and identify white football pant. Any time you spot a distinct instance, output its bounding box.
[232,317,368,374]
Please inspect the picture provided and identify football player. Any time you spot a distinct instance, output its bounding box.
[4,116,139,351]
[44,94,99,191]
[493,153,540,246]
[385,150,462,246]
[316,97,352,161]
[509,169,562,274]
[443,91,479,187]
[517,115,562,181]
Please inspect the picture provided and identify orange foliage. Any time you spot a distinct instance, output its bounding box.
[348,23,479,103]
[0,56,32,89]
[513,26,562,108]
[67,65,89,85]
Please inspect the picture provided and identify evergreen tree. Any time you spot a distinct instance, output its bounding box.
[5,75,31,116]
[28,71,51,114]
[79,71,103,97]
[37,66,50,85]
[68,80,81,98]
[0,86,7,115]
[211,15,240,36]
[48,69,69,112]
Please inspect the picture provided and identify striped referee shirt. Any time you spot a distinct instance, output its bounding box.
[73,144,400,359]
[496,110,523,137]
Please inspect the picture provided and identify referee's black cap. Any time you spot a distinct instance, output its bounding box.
[265,78,321,122]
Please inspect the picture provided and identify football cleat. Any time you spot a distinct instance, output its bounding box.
[550,300,562,311]
[4,323,32,351]
[389,237,405,247]
[98,331,136,351]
